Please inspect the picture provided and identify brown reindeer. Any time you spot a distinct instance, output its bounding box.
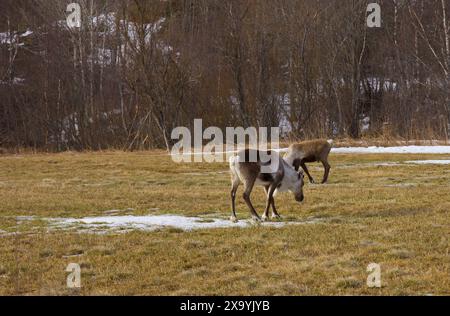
[229,149,305,222]
[284,139,333,184]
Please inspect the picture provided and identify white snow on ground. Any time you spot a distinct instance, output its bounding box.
[0,77,26,85]
[20,30,33,38]
[169,146,450,157]
[405,160,450,165]
[0,214,328,236]
[0,29,33,46]
[0,214,326,235]
[46,215,321,232]
[331,146,450,154]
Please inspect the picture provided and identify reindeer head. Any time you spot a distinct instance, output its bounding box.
[291,170,305,202]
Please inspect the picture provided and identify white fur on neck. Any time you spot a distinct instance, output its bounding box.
[276,158,300,193]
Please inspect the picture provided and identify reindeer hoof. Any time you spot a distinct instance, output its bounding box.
[230,216,238,223]
[251,216,262,224]
[310,179,315,184]
[271,214,282,220]
[261,215,269,222]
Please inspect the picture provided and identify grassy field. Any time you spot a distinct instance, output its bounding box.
[0,150,449,295]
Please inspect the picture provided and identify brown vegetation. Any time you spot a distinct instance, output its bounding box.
[0,150,449,295]
[0,0,449,151]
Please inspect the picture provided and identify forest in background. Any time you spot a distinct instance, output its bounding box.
[0,0,449,151]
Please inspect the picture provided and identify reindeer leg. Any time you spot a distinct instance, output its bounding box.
[321,160,331,184]
[293,159,301,172]
[262,186,271,221]
[268,183,281,220]
[271,195,281,219]
[230,176,240,222]
[301,160,315,184]
[263,184,281,221]
[243,180,261,222]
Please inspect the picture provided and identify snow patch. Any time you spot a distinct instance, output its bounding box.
[332,146,450,154]
[0,29,32,46]
[405,160,450,165]
[360,116,370,132]
[47,214,319,232]
[169,146,450,157]
[0,77,26,85]
[6,214,324,234]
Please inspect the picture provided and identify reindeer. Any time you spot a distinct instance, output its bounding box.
[229,149,305,222]
[284,139,333,184]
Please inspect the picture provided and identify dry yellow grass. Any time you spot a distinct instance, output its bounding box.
[0,150,449,295]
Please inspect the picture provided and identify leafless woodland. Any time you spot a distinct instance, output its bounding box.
[1,0,449,151]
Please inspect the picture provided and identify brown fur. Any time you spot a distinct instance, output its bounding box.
[285,139,332,184]
[229,149,304,222]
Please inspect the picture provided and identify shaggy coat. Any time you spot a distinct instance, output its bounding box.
[284,139,333,184]
[229,149,304,222]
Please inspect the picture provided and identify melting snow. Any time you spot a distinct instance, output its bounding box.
[0,214,325,235]
[331,146,450,154]
[46,215,320,232]
[405,160,450,165]
[170,146,450,157]
[0,77,25,85]
[0,29,33,46]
